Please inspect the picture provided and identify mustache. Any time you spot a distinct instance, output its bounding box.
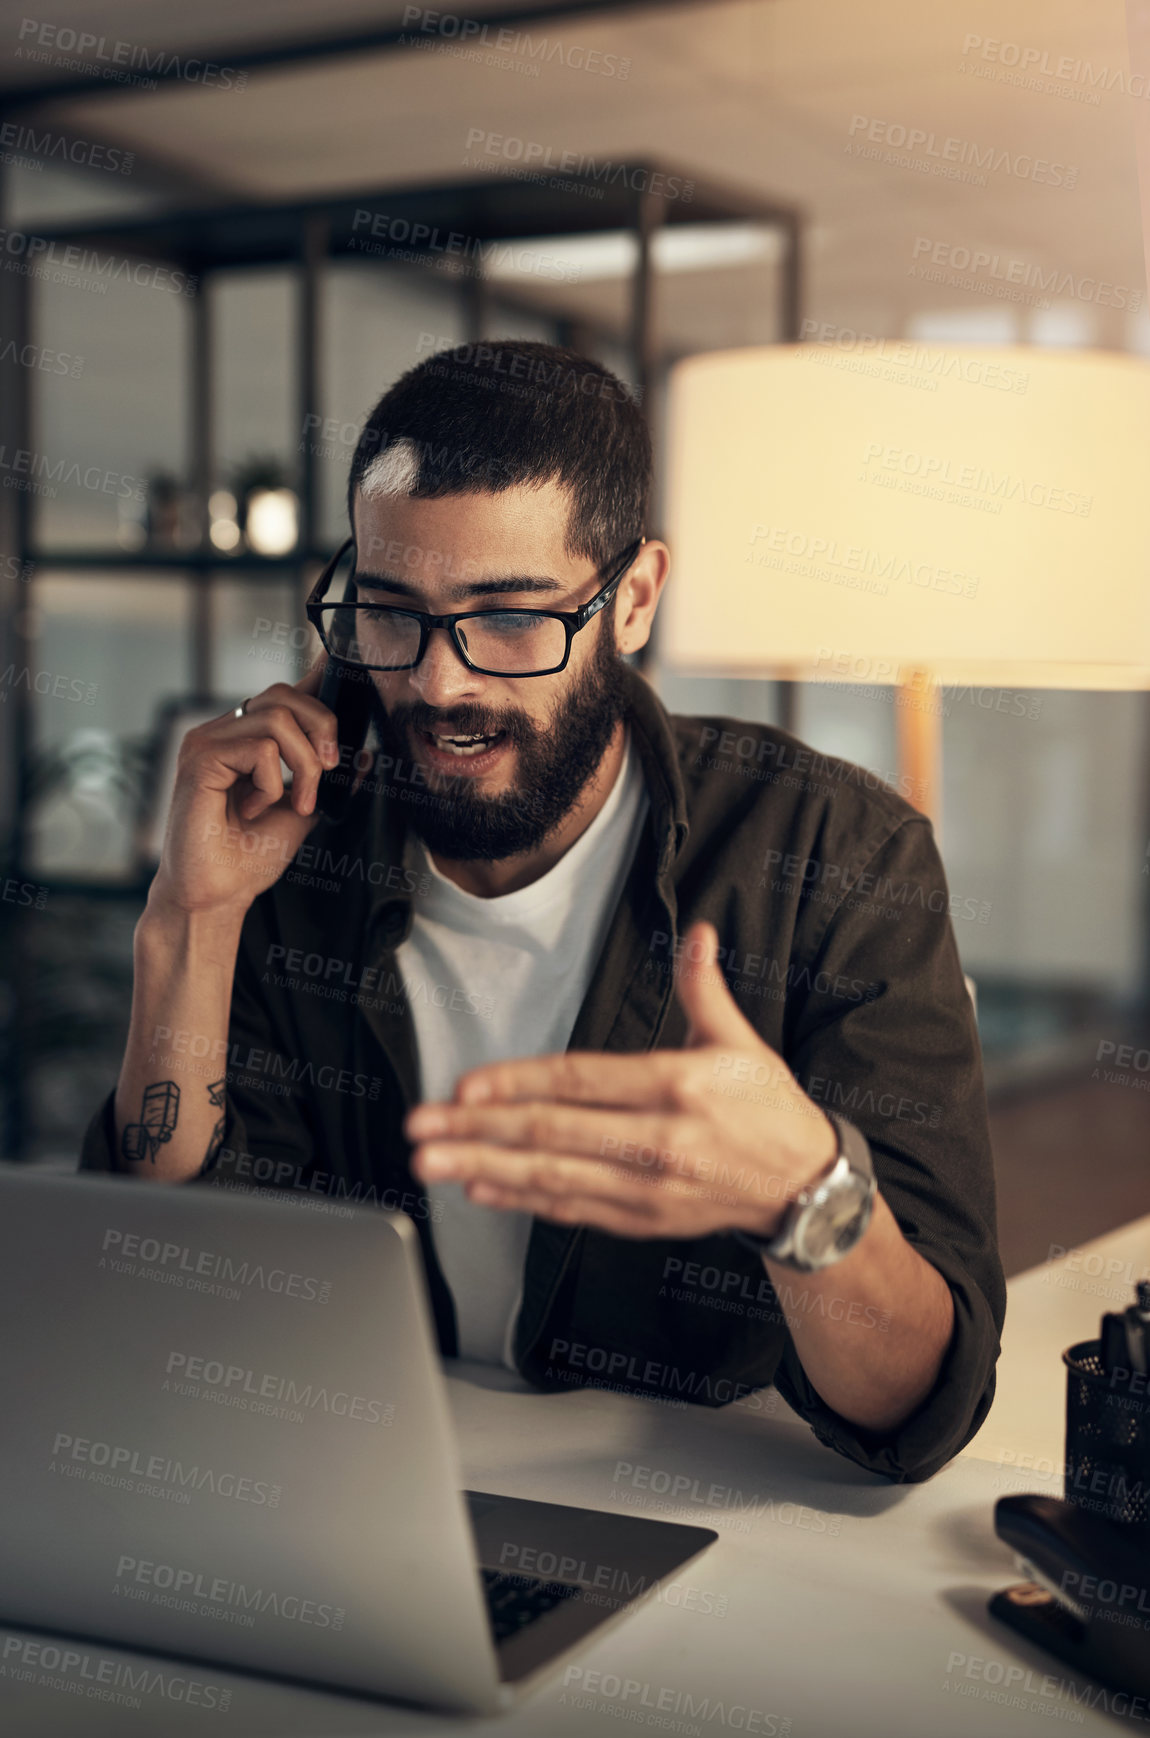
[384,701,539,745]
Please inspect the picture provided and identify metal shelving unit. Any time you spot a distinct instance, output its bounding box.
[0,161,803,1159]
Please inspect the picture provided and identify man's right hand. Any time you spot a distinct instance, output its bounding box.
[150,660,343,921]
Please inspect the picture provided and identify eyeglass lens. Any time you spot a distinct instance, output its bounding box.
[320,602,568,674]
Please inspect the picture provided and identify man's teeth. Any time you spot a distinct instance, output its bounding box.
[431,732,499,757]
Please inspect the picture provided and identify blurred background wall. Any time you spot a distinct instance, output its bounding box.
[0,0,1146,1272]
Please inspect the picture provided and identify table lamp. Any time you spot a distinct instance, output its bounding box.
[662,344,1150,833]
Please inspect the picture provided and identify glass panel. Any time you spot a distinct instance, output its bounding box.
[16,891,143,1166]
[22,572,192,882]
[942,689,1145,995]
[318,261,469,548]
[792,682,901,798]
[905,308,1018,344]
[479,223,785,360]
[212,268,298,526]
[5,158,161,232]
[482,230,633,351]
[31,262,190,552]
[484,298,561,345]
[652,222,786,356]
[1025,306,1098,348]
[211,572,311,696]
[653,672,781,729]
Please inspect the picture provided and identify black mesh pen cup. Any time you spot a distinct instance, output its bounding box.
[1063,1339,1150,1541]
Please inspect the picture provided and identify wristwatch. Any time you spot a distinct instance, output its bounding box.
[733,1112,876,1272]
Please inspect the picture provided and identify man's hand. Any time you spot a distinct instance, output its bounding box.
[405,921,837,1239]
[151,662,341,923]
[406,918,958,1436]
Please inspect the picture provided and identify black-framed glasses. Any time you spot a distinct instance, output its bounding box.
[306,535,645,677]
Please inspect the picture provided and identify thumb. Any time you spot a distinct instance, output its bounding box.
[674,921,761,1050]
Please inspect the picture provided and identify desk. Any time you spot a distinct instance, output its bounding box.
[0,1356,1141,1738]
[962,1213,1150,1472]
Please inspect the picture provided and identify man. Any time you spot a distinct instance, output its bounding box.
[81,340,1004,1483]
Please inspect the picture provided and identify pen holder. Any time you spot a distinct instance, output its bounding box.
[1063,1339,1150,1541]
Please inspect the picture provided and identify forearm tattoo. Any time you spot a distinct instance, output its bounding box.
[119,1076,227,1172]
[199,1079,228,1176]
[121,1080,180,1164]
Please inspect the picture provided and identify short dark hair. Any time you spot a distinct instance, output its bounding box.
[346,340,650,573]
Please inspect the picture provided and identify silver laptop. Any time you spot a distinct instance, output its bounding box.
[0,1166,715,1714]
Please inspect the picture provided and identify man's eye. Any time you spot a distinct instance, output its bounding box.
[480,613,537,635]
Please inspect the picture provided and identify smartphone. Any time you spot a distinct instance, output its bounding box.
[315,657,376,823]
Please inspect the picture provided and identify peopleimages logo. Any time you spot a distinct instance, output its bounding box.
[0,664,97,705]
[858,441,1091,518]
[113,1557,345,1630]
[462,128,695,200]
[15,17,249,92]
[748,520,982,599]
[610,1460,842,1539]
[0,1635,232,1713]
[0,119,133,174]
[0,444,145,501]
[960,33,1150,102]
[349,208,581,282]
[559,1666,789,1734]
[50,1431,282,1507]
[845,113,1078,189]
[909,237,1141,311]
[148,1023,386,1102]
[163,1351,396,1426]
[943,1650,1147,1725]
[0,338,84,376]
[0,227,196,296]
[401,6,631,78]
[99,1229,332,1303]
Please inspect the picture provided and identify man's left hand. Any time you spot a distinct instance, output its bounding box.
[405,921,838,1240]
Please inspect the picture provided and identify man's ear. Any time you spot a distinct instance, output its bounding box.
[616,539,670,656]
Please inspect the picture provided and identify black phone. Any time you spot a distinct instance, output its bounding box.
[314,657,376,823]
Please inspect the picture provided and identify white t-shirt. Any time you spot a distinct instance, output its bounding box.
[396,729,649,1369]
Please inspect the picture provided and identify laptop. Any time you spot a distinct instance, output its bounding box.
[0,1166,716,1714]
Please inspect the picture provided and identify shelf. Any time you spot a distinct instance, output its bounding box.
[18,172,797,275]
[29,550,326,573]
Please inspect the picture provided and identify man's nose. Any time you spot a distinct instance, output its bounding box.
[406,625,484,708]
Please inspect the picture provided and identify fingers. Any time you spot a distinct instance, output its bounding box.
[246,738,286,817]
[406,1100,698,1172]
[245,683,340,781]
[414,1143,665,1218]
[186,685,340,821]
[455,1050,687,1110]
[235,702,332,820]
[675,919,761,1051]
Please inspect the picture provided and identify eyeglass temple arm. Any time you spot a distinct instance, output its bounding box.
[307,537,355,609]
[577,536,646,625]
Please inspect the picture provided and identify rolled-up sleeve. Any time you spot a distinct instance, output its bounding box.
[771,812,1005,1482]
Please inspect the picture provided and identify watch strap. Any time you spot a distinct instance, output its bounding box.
[731,1111,874,1266]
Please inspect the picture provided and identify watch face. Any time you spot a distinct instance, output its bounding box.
[793,1174,872,1268]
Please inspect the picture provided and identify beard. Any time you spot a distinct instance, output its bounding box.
[368,618,631,863]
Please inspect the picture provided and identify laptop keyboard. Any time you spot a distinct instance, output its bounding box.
[481,1568,581,1642]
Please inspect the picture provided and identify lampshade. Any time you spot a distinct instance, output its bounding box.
[663,344,1150,690]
